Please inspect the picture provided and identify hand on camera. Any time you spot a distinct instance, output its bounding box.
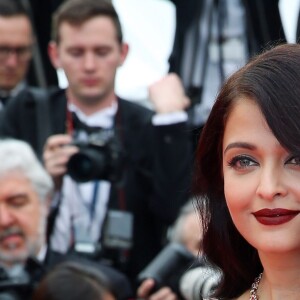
[43,134,79,189]
[137,278,179,300]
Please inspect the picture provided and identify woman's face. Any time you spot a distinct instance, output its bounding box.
[222,98,300,254]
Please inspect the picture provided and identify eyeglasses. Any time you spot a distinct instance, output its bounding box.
[0,45,32,62]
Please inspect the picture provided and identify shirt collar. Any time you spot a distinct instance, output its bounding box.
[68,101,118,129]
[0,81,27,99]
[36,244,48,263]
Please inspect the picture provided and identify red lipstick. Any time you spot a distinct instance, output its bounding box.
[252,208,299,225]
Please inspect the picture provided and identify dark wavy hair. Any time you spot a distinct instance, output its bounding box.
[193,43,300,299]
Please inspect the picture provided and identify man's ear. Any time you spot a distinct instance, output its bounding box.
[119,43,129,66]
[48,41,61,69]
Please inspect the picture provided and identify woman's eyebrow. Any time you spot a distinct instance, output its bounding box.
[223,142,256,154]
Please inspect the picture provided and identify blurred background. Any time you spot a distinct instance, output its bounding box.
[26,0,300,117]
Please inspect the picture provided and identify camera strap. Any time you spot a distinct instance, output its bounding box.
[74,180,100,224]
[90,181,99,222]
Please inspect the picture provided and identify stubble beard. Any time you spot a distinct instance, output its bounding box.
[0,215,46,268]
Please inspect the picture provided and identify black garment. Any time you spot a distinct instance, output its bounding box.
[25,0,60,87]
[297,8,300,42]
[242,0,286,55]
[169,0,286,87]
[0,87,192,284]
[169,0,203,79]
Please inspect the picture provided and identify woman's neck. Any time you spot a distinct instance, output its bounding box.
[257,251,300,299]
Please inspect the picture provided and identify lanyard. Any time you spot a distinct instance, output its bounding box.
[89,181,99,222]
[75,180,100,224]
[70,180,100,248]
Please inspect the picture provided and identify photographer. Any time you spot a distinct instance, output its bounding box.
[0,0,192,284]
[137,200,201,299]
[137,200,220,300]
[0,138,132,300]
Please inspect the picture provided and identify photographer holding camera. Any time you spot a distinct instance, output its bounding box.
[0,0,192,286]
[137,200,220,300]
[137,200,201,300]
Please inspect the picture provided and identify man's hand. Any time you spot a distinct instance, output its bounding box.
[148,73,190,114]
[43,134,79,189]
[137,278,178,300]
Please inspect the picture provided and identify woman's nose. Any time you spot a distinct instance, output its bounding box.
[255,167,288,201]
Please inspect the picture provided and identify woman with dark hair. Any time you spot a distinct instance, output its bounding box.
[32,261,116,300]
[194,43,300,299]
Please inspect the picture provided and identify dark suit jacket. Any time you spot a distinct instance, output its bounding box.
[0,87,192,282]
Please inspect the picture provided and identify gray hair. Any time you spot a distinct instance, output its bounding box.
[0,139,53,201]
[169,199,198,243]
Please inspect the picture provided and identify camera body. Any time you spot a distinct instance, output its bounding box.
[67,129,124,183]
[0,276,31,300]
[0,258,42,300]
[137,243,197,294]
[73,210,134,273]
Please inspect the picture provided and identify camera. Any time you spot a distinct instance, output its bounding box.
[67,129,124,183]
[137,243,197,294]
[0,258,43,300]
[73,209,134,273]
[179,266,221,299]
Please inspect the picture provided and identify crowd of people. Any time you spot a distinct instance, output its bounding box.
[0,0,193,298]
[0,0,298,300]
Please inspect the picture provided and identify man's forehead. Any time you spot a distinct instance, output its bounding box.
[0,173,33,197]
[0,15,33,45]
[0,15,32,29]
[58,16,119,41]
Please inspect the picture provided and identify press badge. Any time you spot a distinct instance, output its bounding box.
[102,210,133,250]
[73,216,102,257]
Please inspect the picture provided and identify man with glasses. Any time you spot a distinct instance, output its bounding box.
[0,0,33,108]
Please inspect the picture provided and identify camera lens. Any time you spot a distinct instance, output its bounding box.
[67,148,107,182]
[137,243,195,290]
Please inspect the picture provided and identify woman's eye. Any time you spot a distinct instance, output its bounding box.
[286,156,300,165]
[227,155,257,169]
